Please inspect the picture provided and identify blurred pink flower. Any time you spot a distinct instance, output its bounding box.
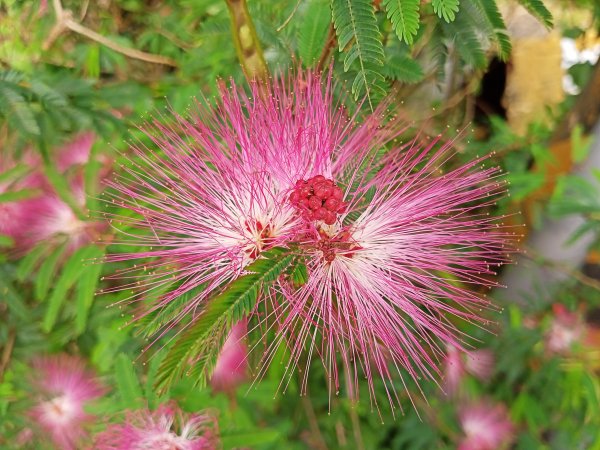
[28,178,105,250]
[444,345,495,395]
[0,151,43,249]
[29,354,105,450]
[458,400,514,450]
[94,402,218,450]
[1,133,107,252]
[546,304,585,354]
[210,320,248,394]
[56,132,96,172]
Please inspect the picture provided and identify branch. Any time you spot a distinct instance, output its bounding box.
[0,328,16,383]
[224,0,269,81]
[45,0,177,67]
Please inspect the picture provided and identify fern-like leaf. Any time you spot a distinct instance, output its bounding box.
[0,81,40,137]
[155,247,298,393]
[383,54,424,84]
[298,0,331,66]
[331,0,385,106]
[442,7,487,69]
[383,0,420,45]
[432,0,460,23]
[518,0,553,28]
[473,0,511,60]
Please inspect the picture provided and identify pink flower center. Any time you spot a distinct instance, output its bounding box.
[289,175,346,225]
[243,220,275,259]
[316,229,362,263]
[40,395,77,426]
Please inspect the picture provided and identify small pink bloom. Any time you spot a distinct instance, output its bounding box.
[210,320,248,393]
[15,428,34,446]
[27,179,104,250]
[29,354,105,450]
[94,402,218,450]
[444,346,494,395]
[546,304,585,354]
[56,132,96,172]
[458,400,514,450]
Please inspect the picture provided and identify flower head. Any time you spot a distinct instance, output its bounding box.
[444,346,494,395]
[458,400,514,450]
[29,354,105,450]
[545,303,585,354]
[107,70,512,409]
[1,133,106,253]
[94,402,218,450]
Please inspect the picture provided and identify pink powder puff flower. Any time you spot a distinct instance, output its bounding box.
[55,132,96,172]
[545,304,585,354]
[94,402,218,450]
[28,177,105,250]
[1,133,107,252]
[458,400,514,450]
[210,320,248,394]
[105,70,512,408]
[444,345,495,395]
[29,354,105,450]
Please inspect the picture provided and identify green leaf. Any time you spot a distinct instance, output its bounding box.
[298,0,331,66]
[0,163,29,186]
[43,245,104,332]
[472,0,511,60]
[221,430,281,447]
[0,188,40,203]
[432,0,460,22]
[442,8,487,68]
[518,0,553,28]
[115,353,144,408]
[17,244,49,281]
[0,81,40,136]
[331,0,385,106]
[29,80,68,109]
[383,0,420,45]
[155,247,298,393]
[0,235,14,248]
[75,249,105,334]
[383,54,424,83]
[35,244,67,301]
[571,124,592,164]
[138,283,207,339]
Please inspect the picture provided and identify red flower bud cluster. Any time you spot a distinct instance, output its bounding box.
[289,175,346,225]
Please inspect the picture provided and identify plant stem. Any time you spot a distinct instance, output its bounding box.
[46,0,177,67]
[224,0,269,81]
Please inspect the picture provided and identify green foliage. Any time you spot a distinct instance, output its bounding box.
[473,0,512,60]
[0,70,122,151]
[383,0,420,45]
[297,0,331,66]
[441,4,488,69]
[43,245,105,332]
[432,0,460,23]
[383,52,425,83]
[518,0,554,28]
[115,353,145,408]
[331,0,385,106]
[155,247,299,393]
